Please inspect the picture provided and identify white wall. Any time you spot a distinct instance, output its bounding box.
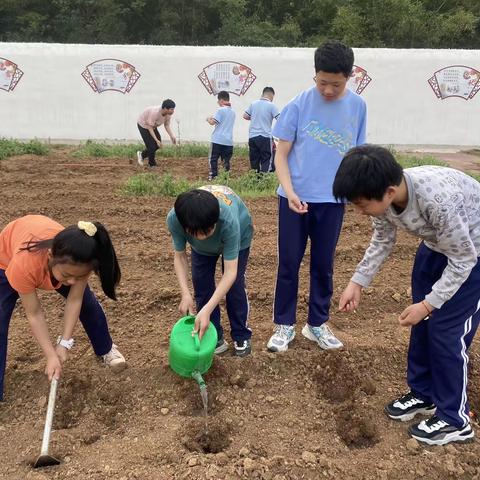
[0,43,479,146]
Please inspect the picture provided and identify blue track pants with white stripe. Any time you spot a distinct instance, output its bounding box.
[408,243,480,427]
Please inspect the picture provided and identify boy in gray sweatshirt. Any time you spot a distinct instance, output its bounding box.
[333,144,480,446]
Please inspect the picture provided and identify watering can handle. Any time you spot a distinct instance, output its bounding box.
[193,332,201,351]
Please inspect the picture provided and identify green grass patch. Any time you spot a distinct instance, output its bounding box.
[123,173,193,197]
[123,170,278,199]
[0,138,49,160]
[234,145,250,157]
[396,153,447,168]
[213,170,278,198]
[72,141,249,158]
[72,141,142,158]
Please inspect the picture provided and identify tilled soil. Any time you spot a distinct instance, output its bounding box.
[1,149,480,480]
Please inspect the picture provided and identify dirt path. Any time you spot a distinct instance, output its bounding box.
[431,151,480,173]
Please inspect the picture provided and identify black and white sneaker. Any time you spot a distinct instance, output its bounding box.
[234,339,251,357]
[409,415,474,446]
[385,391,436,421]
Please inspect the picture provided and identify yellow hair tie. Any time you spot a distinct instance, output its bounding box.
[78,221,97,237]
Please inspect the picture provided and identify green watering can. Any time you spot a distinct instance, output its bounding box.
[168,315,218,380]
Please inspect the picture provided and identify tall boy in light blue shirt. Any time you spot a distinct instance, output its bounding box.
[243,86,279,173]
[267,40,367,353]
[206,91,236,180]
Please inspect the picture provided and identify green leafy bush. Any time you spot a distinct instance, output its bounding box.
[0,138,49,160]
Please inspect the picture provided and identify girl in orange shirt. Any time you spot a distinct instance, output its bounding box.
[0,215,126,401]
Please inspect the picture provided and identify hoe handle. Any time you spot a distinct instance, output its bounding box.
[40,378,58,456]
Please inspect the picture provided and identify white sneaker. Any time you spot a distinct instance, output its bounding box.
[267,325,295,352]
[101,344,126,372]
[302,323,343,349]
[136,151,143,166]
[214,338,229,355]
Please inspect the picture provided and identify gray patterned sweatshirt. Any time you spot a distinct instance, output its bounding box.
[351,166,480,309]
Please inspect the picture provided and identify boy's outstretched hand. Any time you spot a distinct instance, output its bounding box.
[399,302,430,327]
[338,281,362,312]
[45,353,62,381]
[193,310,211,340]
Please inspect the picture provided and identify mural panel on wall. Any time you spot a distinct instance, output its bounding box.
[428,66,480,100]
[82,59,141,93]
[0,57,23,92]
[198,61,256,96]
[348,65,372,94]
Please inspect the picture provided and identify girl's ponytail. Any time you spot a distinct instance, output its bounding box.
[91,222,121,300]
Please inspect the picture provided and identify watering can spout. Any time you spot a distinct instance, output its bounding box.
[192,370,206,389]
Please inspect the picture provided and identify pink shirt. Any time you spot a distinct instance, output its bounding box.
[137,106,170,129]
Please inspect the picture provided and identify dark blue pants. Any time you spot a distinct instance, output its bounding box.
[273,196,344,326]
[248,135,274,173]
[208,143,233,178]
[191,248,251,342]
[0,269,113,401]
[408,243,480,427]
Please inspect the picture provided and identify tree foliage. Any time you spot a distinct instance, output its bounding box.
[0,0,478,48]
